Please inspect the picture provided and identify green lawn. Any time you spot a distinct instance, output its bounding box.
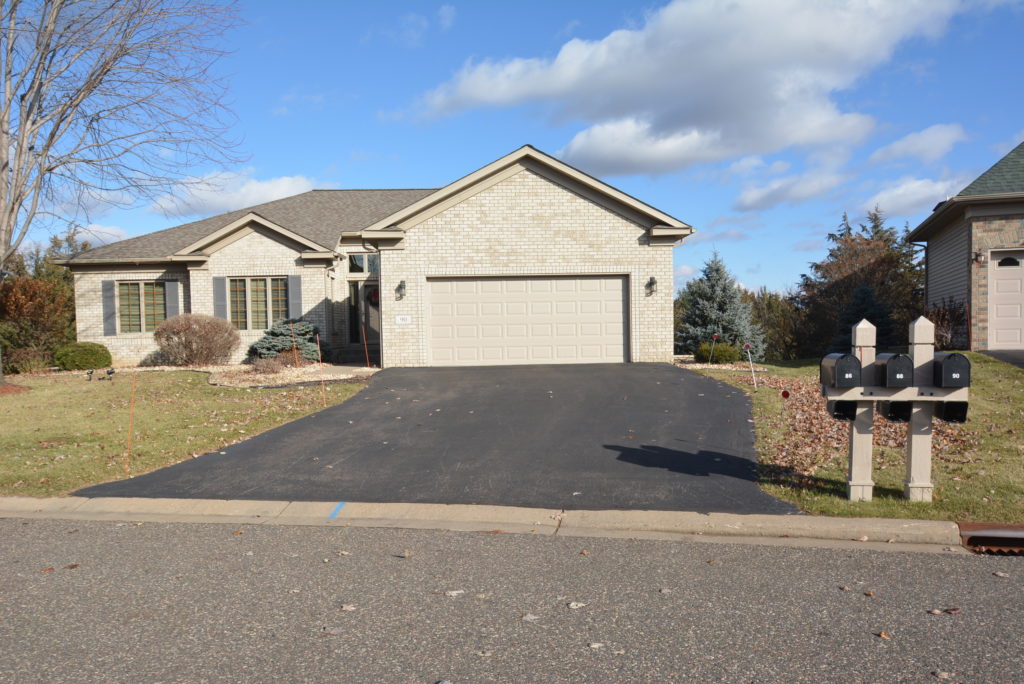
[697,353,1024,522]
[0,370,364,497]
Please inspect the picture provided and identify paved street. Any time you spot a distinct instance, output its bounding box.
[1,518,1020,682]
[77,364,795,515]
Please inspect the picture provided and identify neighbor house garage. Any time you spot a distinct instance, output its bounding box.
[62,146,692,367]
[910,140,1024,351]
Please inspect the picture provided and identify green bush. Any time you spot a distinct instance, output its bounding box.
[695,341,741,364]
[55,342,112,370]
[249,319,320,363]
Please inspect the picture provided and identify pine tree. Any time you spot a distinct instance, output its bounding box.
[796,207,922,355]
[676,253,765,360]
[828,285,893,352]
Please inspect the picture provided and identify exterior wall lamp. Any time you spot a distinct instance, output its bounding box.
[645,276,657,295]
[972,251,987,265]
[395,280,407,300]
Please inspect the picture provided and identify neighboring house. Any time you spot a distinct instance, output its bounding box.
[61,146,693,367]
[909,141,1024,350]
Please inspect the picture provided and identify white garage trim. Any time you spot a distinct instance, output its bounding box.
[988,249,1024,350]
[427,275,630,366]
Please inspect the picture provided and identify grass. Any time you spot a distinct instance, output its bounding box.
[0,370,364,497]
[697,353,1024,522]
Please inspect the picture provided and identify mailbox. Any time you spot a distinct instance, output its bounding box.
[933,352,970,388]
[877,400,913,423]
[936,401,969,423]
[820,353,862,388]
[873,353,914,387]
[826,400,858,421]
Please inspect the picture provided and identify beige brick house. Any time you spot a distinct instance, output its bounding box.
[909,141,1024,350]
[63,146,693,366]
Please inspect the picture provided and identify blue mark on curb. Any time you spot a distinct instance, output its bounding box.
[328,501,346,519]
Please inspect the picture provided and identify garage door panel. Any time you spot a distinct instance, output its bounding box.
[989,250,1024,350]
[428,276,629,366]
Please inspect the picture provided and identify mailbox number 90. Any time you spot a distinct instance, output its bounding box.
[952,373,960,379]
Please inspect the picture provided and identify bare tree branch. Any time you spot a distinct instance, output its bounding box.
[0,0,243,267]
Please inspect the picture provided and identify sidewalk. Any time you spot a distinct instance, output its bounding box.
[0,496,963,551]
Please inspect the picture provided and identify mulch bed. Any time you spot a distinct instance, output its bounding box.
[0,382,30,396]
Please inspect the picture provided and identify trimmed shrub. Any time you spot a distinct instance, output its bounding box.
[695,341,741,364]
[249,319,320,364]
[251,356,284,375]
[154,314,240,366]
[55,342,112,370]
[2,347,53,374]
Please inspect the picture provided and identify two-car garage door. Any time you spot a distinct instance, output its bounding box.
[428,276,628,366]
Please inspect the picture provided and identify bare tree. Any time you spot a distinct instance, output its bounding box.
[0,0,242,269]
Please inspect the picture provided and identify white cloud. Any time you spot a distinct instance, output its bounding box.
[735,170,847,211]
[422,0,963,175]
[869,123,967,163]
[993,128,1024,156]
[438,5,456,31]
[862,176,968,216]
[687,228,749,244]
[793,238,825,252]
[80,223,131,245]
[674,263,696,288]
[151,169,317,218]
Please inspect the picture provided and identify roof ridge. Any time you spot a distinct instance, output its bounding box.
[310,188,438,192]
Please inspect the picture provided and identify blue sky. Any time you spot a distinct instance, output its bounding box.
[71,0,1024,293]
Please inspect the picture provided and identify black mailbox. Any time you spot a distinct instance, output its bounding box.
[933,352,970,388]
[820,353,862,388]
[873,353,914,388]
[826,400,858,421]
[936,401,969,423]
[878,400,913,423]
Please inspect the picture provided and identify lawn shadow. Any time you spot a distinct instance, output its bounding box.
[606,444,758,482]
[760,464,904,500]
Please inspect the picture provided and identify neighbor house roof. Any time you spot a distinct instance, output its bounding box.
[957,140,1024,197]
[67,188,435,263]
[909,141,1024,241]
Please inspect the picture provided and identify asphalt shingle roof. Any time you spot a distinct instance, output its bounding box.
[957,140,1024,197]
[72,188,436,262]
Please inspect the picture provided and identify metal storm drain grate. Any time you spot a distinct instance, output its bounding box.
[958,522,1024,555]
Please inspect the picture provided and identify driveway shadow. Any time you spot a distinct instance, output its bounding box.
[606,444,758,481]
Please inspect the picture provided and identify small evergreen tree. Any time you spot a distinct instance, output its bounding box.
[676,253,765,360]
[743,286,801,361]
[249,319,320,363]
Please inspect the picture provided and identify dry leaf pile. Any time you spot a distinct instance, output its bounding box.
[735,373,977,476]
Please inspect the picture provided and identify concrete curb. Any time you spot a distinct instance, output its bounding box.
[0,496,962,547]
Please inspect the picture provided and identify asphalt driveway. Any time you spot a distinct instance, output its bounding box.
[76,364,796,514]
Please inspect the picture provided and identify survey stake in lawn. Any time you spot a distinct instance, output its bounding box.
[819,317,970,502]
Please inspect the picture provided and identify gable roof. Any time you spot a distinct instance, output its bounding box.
[957,140,1024,197]
[68,189,435,263]
[360,145,692,235]
[909,141,1024,242]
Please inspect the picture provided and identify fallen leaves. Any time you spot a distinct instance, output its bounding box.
[567,601,587,610]
[876,631,892,640]
[993,571,1010,578]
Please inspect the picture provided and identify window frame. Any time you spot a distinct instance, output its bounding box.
[228,276,288,330]
[117,281,167,333]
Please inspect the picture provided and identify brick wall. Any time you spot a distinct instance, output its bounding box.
[970,214,1024,349]
[378,167,675,367]
[73,228,336,365]
[73,266,190,365]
